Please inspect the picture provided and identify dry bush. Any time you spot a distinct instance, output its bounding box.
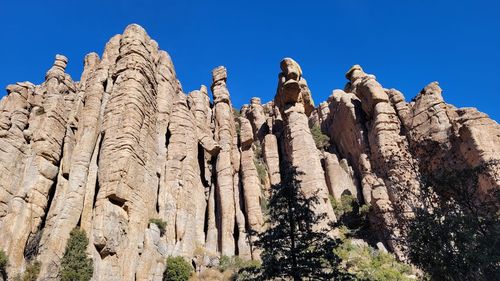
[189,268,223,281]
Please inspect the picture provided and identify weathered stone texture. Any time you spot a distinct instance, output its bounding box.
[0,24,498,279]
[262,134,280,186]
[323,152,358,201]
[274,58,336,226]
[211,66,250,257]
[239,118,264,234]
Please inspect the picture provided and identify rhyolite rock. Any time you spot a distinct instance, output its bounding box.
[211,66,251,258]
[0,24,498,280]
[274,58,337,227]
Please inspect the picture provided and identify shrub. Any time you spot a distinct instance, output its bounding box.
[252,142,270,217]
[193,246,205,257]
[235,122,241,139]
[330,194,355,218]
[191,268,223,280]
[259,196,269,216]
[218,255,256,272]
[13,261,41,281]
[252,142,268,185]
[310,125,329,150]
[60,228,93,281]
[330,194,371,237]
[149,218,167,236]
[233,109,241,138]
[232,108,241,119]
[218,256,260,281]
[164,256,192,281]
[254,159,267,185]
[0,249,7,279]
[359,204,371,216]
[336,240,413,281]
[253,142,262,159]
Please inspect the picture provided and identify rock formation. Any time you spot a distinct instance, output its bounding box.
[0,24,498,280]
[274,58,337,227]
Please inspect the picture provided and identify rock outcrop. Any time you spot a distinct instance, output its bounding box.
[0,24,498,280]
[274,58,336,226]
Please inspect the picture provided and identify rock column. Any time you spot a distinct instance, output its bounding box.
[274,58,336,226]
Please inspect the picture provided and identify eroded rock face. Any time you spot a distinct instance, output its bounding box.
[246,97,268,141]
[323,152,358,201]
[0,54,76,276]
[274,58,336,227]
[211,66,250,257]
[0,25,245,281]
[0,24,498,279]
[391,81,500,196]
[263,134,280,186]
[239,117,264,259]
[321,64,500,258]
[275,58,315,117]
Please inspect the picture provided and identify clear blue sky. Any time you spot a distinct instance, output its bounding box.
[1,0,499,121]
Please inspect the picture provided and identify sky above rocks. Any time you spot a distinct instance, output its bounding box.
[1,0,499,120]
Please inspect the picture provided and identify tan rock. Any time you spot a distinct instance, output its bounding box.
[274,58,315,116]
[239,117,264,239]
[212,66,246,257]
[323,152,359,200]
[455,108,500,194]
[246,97,268,140]
[274,58,336,226]
[262,134,280,186]
[0,24,498,278]
[0,53,77,277]
[407,82,452,143]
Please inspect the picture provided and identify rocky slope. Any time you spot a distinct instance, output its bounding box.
[0,24,498,280]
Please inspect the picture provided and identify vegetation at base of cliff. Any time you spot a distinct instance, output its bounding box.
[405,162,500,281]
[336,240,413,281]
[330,194,356,217]
[217,256,260,280]
[311,125,330,150]
[60,228,93,281]
[149,218,167,236]
[330,193,414,281]
[13,261,40,281]
[164,256,193,281]
[330,194,371,238]
[242,163,354,281]
[189,268,224,280]
[0,249,7,280]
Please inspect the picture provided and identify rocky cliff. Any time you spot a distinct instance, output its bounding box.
[0,24,498,280]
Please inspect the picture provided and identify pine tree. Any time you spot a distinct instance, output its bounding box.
[251,163,353,281]
[60,228,93,281]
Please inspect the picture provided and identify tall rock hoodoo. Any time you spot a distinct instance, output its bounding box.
[0,24,498,280]
[274,58,336,226]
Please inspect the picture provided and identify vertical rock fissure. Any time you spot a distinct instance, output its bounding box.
[92,134,104,210]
